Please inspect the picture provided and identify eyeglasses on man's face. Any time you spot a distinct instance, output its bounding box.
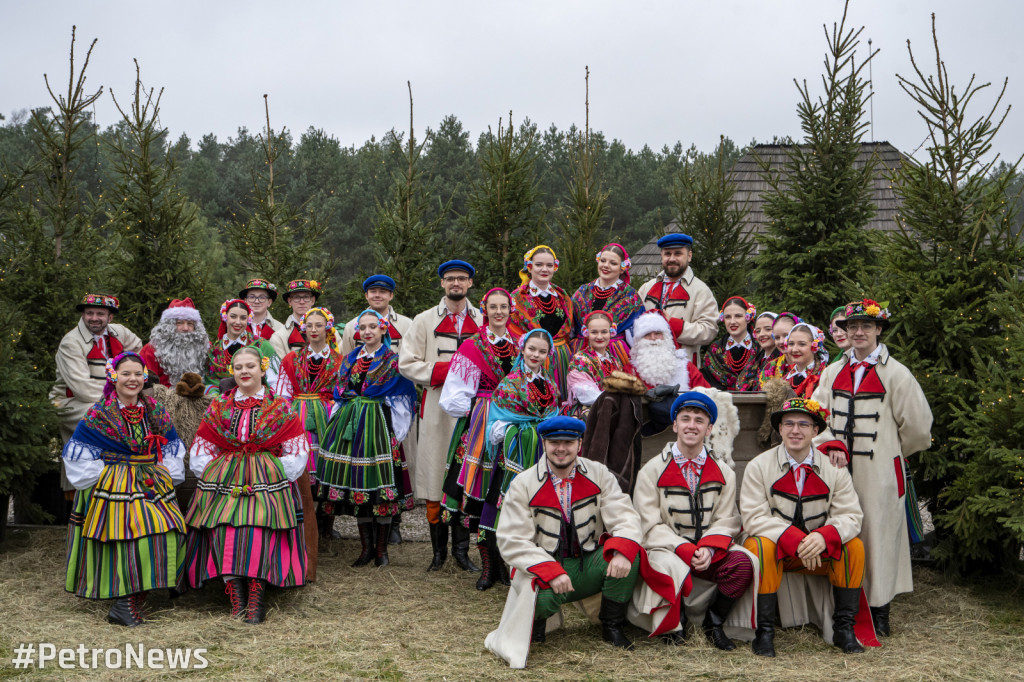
[246,295,270,303]
[780,420,815,430]
[443,276,470,283]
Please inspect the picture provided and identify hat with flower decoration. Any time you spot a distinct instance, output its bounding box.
[238,278,278,301]
[836,299,890,331]
[76,293,120,313]
[282,279,323,302]
[770,397,830,432]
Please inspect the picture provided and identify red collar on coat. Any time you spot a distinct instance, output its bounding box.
[86,334,124,361]
[831,362,886,396]
[656,452,726,489]
[529,469,601,510]
[770,465,831,499]
[644,280,690,306]
[434,313,479,337]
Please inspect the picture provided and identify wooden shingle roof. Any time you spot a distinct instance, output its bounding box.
[631,142,907,279]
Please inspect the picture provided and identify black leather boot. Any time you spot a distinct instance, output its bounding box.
[475,541,495,591]
[389,514,403,545]
[107,595,143,627]
[870,602,891,637]
[427,522,448,571]
[752,593,777,657]
[451,519,480,572]
[496,556,511,586]
[702,592,738,651]
[832,587,865,654]
[352,521,375,567]
[531,618,547,643]
[244,579,267,625]
[661,608,687,644]
[374,521,391,567]
[599,598,635,650]
[225,579,247,618]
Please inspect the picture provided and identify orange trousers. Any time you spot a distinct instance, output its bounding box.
[743,536,864,594]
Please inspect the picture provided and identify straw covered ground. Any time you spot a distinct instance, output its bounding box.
[1,525,1022,681]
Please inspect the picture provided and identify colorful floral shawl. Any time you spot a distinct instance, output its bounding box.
[570,280,643,340]
[758,354,825,398]
[64,395,180,463]
[702,335,763,392]
[448,332,518,396]
[194,391,305,455]
[289,346,345,398]
[486,367,559,447]
[335,347,417,415]
[508,283,575,343]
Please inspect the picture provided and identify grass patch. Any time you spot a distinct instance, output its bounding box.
[1,527,1022,680]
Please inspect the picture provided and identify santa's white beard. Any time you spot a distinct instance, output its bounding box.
[150,321,210,384]
[630,337,681,387]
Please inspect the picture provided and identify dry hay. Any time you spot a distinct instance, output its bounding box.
[1,527,1022,681]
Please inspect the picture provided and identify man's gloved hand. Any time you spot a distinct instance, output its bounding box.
[644,384,679,401]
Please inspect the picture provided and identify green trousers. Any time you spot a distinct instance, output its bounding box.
[535,550,640,620]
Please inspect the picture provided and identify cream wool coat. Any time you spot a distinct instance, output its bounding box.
[50,318,143,440]
[629,443,758,639]
[636,266,718,357]
[269,315,300,358]
[740,445,864,644]
[812,344,933,607]
[486,457,643,669]
[398,298,482,501]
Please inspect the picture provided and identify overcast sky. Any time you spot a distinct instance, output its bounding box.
[3,1,1021,164]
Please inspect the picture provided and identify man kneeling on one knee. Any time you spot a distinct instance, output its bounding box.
[485,416,645,669]
[630,392,756,650]
[740,397,869,657]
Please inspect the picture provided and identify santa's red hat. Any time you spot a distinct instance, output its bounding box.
[160,298,203,325]
[632,309,672,340]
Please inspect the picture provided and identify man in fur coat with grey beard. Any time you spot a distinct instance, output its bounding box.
[139,298,210,388]
[629,310,710,436]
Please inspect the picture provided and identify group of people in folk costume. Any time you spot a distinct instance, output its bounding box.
[50,230,932,667]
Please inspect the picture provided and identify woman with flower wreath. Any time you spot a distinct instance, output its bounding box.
[63,351,187,627]
[701,296,763,392]
[479,328,560,538]
[205,299,279,396]
[570,243,643,365]
[753,311,779,372]
[275,307,344,581]
[439,287,519,590]
[317,309,416,568]
[508,245,575,402]
[184,346,308,624]
[566,310,635,419]
[826,306,852,363]
[759,322,829,398]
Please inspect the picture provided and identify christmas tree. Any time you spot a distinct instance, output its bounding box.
[671,135,752,300]
[106,60,209,332]
[875,14,1023,572]
[753,0,877,325]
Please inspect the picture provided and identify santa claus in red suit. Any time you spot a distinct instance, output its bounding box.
[138,298,210,388]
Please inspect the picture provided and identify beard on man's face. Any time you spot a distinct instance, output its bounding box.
[446,291,467,302]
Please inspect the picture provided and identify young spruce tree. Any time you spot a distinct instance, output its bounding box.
[876,14,1023,572]
[753,0,878,325]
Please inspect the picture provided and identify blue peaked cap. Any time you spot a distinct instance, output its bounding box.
[437,260,475,278]
[537,416,586,440]
[670,391,717,424]
[657,233,694,249]
[362,275,396,292]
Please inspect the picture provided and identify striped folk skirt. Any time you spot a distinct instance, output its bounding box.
[184,451,306,588]
[317,396,412,518]
[65,461,187,599]
[478,422,543,534]
[441,396,493,519]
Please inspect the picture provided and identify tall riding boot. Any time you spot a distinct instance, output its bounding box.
[702,591,738,651]
[598,598,635,650]
[451,518,481,572]
[389,513,403,545]
[752,593,778,657]
[475,540,495,591]
[317,512,337,556]
[374,520,392,567]
[496,555,511,586]
[531,617,547,643]
[427,522,448,571]
[225,579,248,618]
[244,578,267,625]
[832,587,865,654]
[107,595,143,627]
[352,521,375,567]
[661,608,687,645]
[870,602,891,637]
